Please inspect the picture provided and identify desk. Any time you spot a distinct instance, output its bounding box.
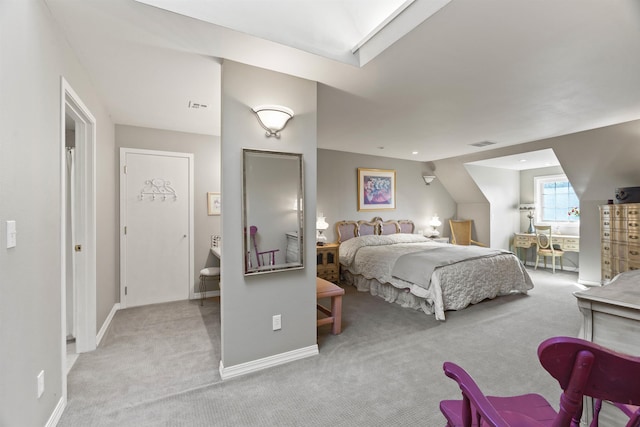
[574,271,640,425]
[513,233,579,263]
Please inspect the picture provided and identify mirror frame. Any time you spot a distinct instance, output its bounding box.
[242,149,304,275]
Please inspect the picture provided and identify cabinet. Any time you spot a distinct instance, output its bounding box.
[574,271,640,424]
[285,232,299,263]
[600,203,640,283]
[316,243,339,283]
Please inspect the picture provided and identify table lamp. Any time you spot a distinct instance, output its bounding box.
[316,214,329,245]
[428,215,442,237]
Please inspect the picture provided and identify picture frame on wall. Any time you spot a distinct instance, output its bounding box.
[357,168,396,211]
[207,192,221,215]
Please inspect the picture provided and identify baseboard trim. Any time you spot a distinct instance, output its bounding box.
[96,303,120,347]
[45,396,66,427]
[578,278,601,287]
[219,345,319,380]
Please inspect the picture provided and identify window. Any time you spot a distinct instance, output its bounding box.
[534,174,579,224]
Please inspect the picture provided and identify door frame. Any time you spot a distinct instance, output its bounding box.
[119,148,195,308]
[59,78,97,396]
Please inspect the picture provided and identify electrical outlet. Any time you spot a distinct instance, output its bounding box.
[37,370,44,398]
[272,314,281,331]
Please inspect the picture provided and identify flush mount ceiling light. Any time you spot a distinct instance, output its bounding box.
[251,105,294,138]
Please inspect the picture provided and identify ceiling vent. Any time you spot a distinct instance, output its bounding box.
[469,141,496,148]
[188,101,208,109]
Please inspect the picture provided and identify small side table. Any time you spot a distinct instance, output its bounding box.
[316,243,339,283]
[316,277,345,334]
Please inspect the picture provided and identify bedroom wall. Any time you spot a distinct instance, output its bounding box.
[317,149,456,243]
[115,125,222,294]
[434,118,640,285]
[465,165,519,249]
[0,1,116,425]
[220,60,318,369]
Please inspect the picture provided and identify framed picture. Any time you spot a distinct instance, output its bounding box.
[357,168,396,211]
[207,192,221,216]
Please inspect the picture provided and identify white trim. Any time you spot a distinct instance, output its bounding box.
[96,303,120,346]
[60,77,97,410]
[45,396,66,427]
[578,279,601,287]
[219,345,319,380]
[119,148,195,307]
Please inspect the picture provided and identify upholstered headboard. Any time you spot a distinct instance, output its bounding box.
[336,217,415,243]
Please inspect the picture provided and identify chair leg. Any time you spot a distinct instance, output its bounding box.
[199,275,205,306]
[552,256,555,274]
[535,254,539,270]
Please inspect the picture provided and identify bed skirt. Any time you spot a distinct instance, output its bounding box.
[341,270,435,316]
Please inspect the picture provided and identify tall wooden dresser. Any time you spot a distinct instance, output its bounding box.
[599,203,640,282]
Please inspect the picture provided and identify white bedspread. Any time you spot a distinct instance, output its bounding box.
[339,234,534,320]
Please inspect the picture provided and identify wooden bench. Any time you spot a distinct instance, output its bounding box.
[316,277,345,334]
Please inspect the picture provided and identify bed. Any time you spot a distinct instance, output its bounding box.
[337,217,533,320]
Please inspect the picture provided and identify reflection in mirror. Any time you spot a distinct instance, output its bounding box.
[243,149,304,275]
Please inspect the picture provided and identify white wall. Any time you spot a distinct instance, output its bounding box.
[465,165,519,249]
[317,149,456,242]
[220,60,317,369]
[0,1,116,425]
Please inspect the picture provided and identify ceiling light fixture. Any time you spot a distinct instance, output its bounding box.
[251,105,294,138]
[422,175,436,185]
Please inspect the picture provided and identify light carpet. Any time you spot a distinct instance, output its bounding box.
[59,268,583,426]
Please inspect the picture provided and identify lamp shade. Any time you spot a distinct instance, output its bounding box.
[429,215,442,227]
[316,215,329,230]
[252,105,294,137]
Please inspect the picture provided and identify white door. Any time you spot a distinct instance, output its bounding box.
[120,149,193,308]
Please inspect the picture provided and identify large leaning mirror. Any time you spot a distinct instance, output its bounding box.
[243,149,304,275]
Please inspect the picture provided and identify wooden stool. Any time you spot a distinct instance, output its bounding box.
[316,277,345,334]
[199,267,220,306]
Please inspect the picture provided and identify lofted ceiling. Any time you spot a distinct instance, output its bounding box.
[45,0,640,162]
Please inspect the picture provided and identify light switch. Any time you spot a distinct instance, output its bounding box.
[6,220,16,248]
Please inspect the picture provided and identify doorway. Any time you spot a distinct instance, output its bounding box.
[119,148,194,308]
[60,79,97,386]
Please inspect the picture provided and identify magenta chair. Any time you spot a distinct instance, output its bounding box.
[440,336,640,427]
[248,225,279,268]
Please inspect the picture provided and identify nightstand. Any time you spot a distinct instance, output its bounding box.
[316,243,339,283]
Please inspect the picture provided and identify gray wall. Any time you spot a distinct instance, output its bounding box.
[434,118,640,285]
[317,149,457,242]
[115,125,222,293]
[0,1,117,425]
[220,60,318,368]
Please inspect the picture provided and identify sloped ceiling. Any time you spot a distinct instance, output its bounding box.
[45,0,640,161]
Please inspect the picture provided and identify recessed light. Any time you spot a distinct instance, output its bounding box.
[412,151,419,155]
[519,159,527,163]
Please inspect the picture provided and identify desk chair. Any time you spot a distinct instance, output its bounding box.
[449,219,487,247]
[440,336,640,427]
[198,267,220,306]
[535,225,564,273]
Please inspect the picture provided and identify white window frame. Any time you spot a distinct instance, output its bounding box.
[534,174,580,226]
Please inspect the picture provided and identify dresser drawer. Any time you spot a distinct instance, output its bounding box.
[514,235,534,247]
[562,238,579,251]
[628,246,640,263]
